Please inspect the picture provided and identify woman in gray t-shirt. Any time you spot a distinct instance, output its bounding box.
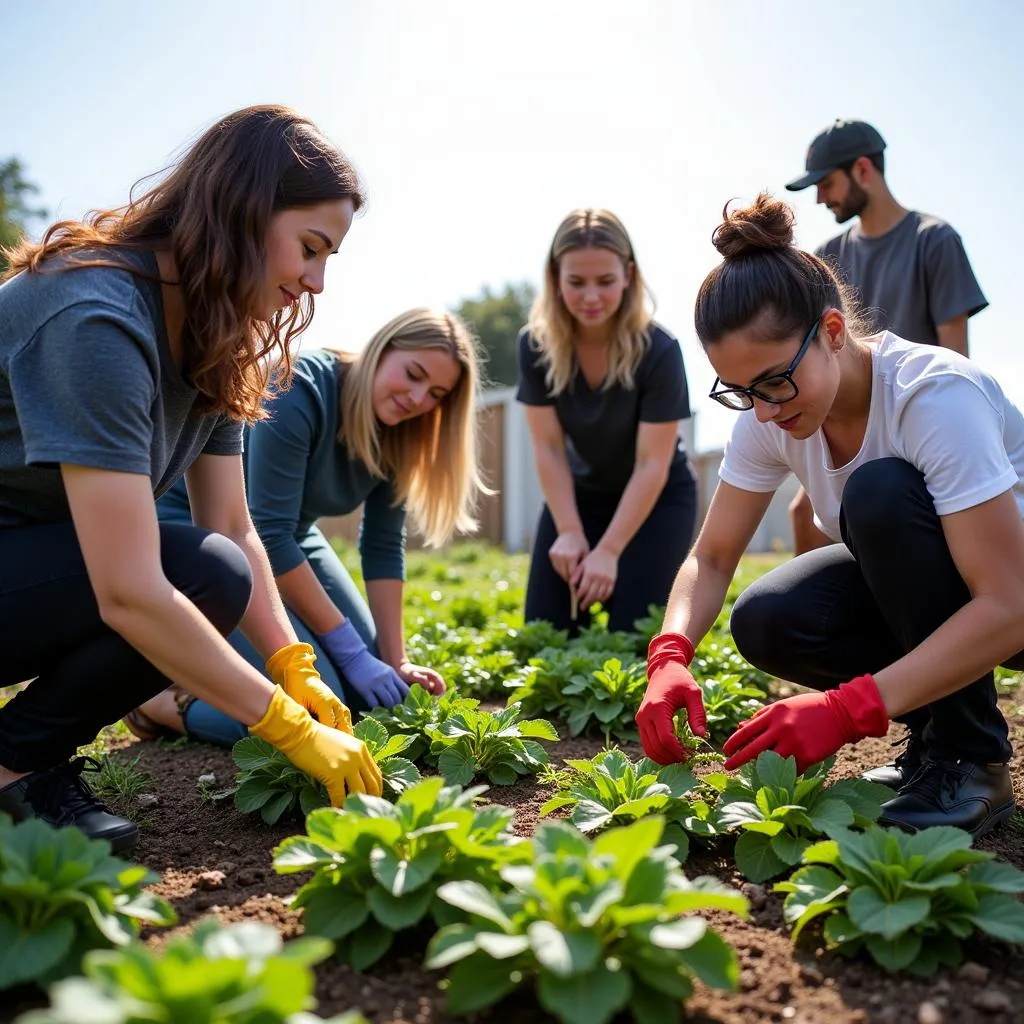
[516,208,697,634]
[0,105,382,851]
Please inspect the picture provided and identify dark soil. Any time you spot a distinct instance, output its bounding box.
[5,694,1024,1024]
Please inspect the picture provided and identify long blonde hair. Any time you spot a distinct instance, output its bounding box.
[2,105,364,422]
[334,308,487,547]
[527,208,653,396]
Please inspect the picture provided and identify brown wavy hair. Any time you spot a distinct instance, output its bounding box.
[1,105,365,421]
[695,192,865,346]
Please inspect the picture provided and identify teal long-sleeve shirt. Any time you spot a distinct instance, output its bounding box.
[159,350,406,581]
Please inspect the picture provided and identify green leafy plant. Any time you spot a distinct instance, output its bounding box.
[430,702,559,786]
[0,817,176,991]
[690,639,773,692]
[273,777,527,970]
[715,751,891,882]
[672,674,765,744]
[16,919,365,1024]
[560,658,648,742]
[233,721,419,823]
[506,648,608,718]
[426,818,748,1024]
[775,825,1024,975]
[572,618,643,658]
[502,620,570,660]
[538,750,721,861]
[365,685,480,762]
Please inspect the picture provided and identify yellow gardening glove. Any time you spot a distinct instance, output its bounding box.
[250,687,382,803]
[266,642,352,733]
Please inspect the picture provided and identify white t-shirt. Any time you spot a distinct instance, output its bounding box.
[718,332,1024,541]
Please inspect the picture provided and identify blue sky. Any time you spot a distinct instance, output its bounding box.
[6,0,1020,450]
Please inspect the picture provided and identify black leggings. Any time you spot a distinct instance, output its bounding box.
[730,458,1016,764]
[0,521,253,772]
[524,466,698,634]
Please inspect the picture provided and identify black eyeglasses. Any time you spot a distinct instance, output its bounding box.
[709,318,821,411]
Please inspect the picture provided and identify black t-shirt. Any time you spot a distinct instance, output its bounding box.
[515,322,691,494]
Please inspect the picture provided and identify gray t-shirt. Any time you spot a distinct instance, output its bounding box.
[515,322,691,494]
[0,249,242,526]
[817,211,987,345]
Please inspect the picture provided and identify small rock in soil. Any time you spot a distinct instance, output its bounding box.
[136,792,159,809]
[781,1008,795,1020]
[197,772,217,785]
[918,1001,945,1024]
[799,963,824,986]
[958,961,991,985]
[933,977,952,993]
[741,882,767,909]
[740,969,757,991]
[972,989,1012,1014]
[197,870,226,890]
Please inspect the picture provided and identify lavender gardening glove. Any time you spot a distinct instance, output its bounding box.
[319,619,410,709]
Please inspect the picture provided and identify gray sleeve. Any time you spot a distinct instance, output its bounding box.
[638,329,690,422]
[203,414,244,456]
[515,329,555,406]
[359,478,407,581]
[925,225,988,325]
[10,301,158,473]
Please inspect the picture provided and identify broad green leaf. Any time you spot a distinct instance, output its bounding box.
[716,801,768,829]
[822,910,862,946]
[966,860,1024,894]
[540,794,576,817]
[446,952,520,1014]
[435,880,514,930]
[824,778,890,822]
[261,790,295,825]
[570,880,625,929]
[475,932,532,959]
[527,922,601,977]
[865,931,923,973]
[592,818,665,882]
[967,893,1024,942]
[754,751,797,794]
[770,833,810,866]
[366,885,435,930]
[537,960,631,1024]
[518,718,560,740]
[346,917,394,971]
[847,888,931,940]
[806,798,854,834]
[571,800,614,834]
[0,916,75,988]
[776,865,847,924]
[369,845,444,896]
[734,831,788,883]
[272,837,337,872]
[630,978,683,1024]
[425,923,483,969]
[300,888,371,941]
[648,916,706,950]
[674,928,740,991]
[438,743,478,787]
[657,763,698,798]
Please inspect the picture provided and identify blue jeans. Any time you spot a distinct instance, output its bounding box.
[158,496,378,747]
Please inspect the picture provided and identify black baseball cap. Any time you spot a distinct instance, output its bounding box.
[785,120,887,191]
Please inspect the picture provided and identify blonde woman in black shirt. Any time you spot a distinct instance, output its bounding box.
[516,209,697,634]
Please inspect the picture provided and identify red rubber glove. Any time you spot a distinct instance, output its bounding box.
[722,674,889,774]
[636,633,708,764]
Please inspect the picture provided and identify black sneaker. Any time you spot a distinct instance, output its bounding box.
[861,729,925,789]
[0,756,138,853]
[878,759,1014,838]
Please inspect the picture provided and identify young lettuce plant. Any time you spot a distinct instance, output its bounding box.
[16,920,365,1024]
[716,751,891,883]
[692,674,766,743]
[0,816,176,992]
[365,685,480,763]
[506,648,607,719]
[272,777,528,970]
[560,658,648,742]
[775,825,1024,976]
[430,702,559,786]
[426,818,748,1024]
[233,720,419,823]
[538,750,721,862]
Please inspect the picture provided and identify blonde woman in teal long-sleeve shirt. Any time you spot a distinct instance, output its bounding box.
[129,308,487,746]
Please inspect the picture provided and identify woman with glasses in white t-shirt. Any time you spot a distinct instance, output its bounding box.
[636,193,1024,838]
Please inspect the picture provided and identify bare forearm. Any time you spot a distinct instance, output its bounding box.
[103,591,275,726]
[535,446,583,534]
[276,560,345,636]
[874,594,1024,718]
[365,578,405,667]
[233,528,299,660]
[661,553,735,648]
[597,462,668,557]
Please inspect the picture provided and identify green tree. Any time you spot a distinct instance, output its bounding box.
[0,158,47,274]
[454,280,536,388]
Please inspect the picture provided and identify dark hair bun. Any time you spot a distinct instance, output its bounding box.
[713,192,795,259]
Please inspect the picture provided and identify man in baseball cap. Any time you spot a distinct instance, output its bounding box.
[784,119,989,795]
[786,119,887,192]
